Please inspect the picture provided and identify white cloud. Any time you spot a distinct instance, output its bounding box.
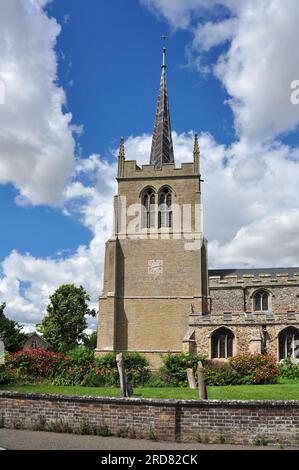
[140,0,215,29]
[2,130,299,328]
[142,0,299,142]
[0,152,116,329]
[140,0,299,268]
[0,0,76,205]
[119,132,299,269]
[2,0,299,329]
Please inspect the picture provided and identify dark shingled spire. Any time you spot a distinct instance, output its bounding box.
[150,46,174,169]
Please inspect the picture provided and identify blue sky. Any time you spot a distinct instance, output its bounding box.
[0,0,233,261]
[1,0,299,328]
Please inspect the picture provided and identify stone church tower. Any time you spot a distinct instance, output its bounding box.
[96,47,210,367]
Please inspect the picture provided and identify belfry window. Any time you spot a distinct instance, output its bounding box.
[279,327,299,360]
[211,327,234,359]
[158,187,172,228]
[142,188,156,229]
[253,290,269,311]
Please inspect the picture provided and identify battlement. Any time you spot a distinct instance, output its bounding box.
[119,160,197,179]
[209,269,299,287]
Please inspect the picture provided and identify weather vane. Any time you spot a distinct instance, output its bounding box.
[161,34,168,42]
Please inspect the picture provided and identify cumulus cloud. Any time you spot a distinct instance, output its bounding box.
[142,0,299,142]
[2,0,299,329]
[139,0,299,269]
[113,132,299,269]
[0,0,76,205]
[0,152,116,329]
[2,129,299,328]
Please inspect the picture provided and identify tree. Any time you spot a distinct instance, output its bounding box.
[0,303,27,352]
[83,330,97,350]
[38,284,96,353]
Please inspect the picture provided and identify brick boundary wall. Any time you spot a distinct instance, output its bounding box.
[0,392,299,446]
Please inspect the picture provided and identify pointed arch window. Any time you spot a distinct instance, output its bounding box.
[253,290,269,311]
[142,188,156,229]
[158,187,172,228]
[211,327,234,359]
[279,327,299,360]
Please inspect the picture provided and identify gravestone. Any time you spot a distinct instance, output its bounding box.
[0,334,4,365]
[116,352,133,398]
[197,361,207,400]
[186,368,196,389]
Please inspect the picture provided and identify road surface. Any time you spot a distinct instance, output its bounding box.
[0,429,283,450]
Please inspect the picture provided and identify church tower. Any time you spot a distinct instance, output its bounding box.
[96,47,209,367]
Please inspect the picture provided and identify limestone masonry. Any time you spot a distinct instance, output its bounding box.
[96,48,299,367]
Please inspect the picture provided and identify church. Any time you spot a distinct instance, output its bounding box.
[96,47,299,368]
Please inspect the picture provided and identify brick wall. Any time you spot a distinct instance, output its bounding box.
[1,392,299,446]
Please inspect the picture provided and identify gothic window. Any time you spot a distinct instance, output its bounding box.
[279,327,299,360]
[253,290,269,311]
[211,327,234,359]
[142,188,156,229]
[158,187,172,228]
[31,339,37,349]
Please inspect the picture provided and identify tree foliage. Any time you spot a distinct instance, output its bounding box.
[38,285,96,353]
[83,330,97,350]
[0,303,27,352]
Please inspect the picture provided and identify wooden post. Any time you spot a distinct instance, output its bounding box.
[186,368,196,389]
[197,361,207,400]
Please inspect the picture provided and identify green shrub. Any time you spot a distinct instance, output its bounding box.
[52,347,98,386]
[95,352,150,386]
[230,353,279,384]
[95,352,119,386]
[145,372,168,388]
[65,346,94,365]
[160,353,206,387]
[279,358,299,380]
[47,419,73,434]
[3,347,151,387]
[204,363,242,386]
[80,370,106,387]
[78,420,92,435]
[0,364,17,385]
[95,424,111,437]
[159,353,279,387]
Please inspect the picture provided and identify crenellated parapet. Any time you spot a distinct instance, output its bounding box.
[209,270,299,288]
[118,160,198,179]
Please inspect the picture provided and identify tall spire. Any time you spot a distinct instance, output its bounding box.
[149,45,174,169]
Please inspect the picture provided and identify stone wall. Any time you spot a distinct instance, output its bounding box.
[1,392,299,446]
[209,272,299,315]
[191,317,299,359]
[97,155,209,366]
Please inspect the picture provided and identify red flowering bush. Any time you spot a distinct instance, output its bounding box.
[52,348,104,386]
[229,353,279,384]
[9,349,64,381]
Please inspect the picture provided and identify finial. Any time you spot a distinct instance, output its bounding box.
[118,137,125,178]
[119,137,125,159]
[193,132,199,157]
[161,34,168,69]
[193,132,200,174]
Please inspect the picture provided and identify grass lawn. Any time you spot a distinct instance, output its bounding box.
[0,379,299,400]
